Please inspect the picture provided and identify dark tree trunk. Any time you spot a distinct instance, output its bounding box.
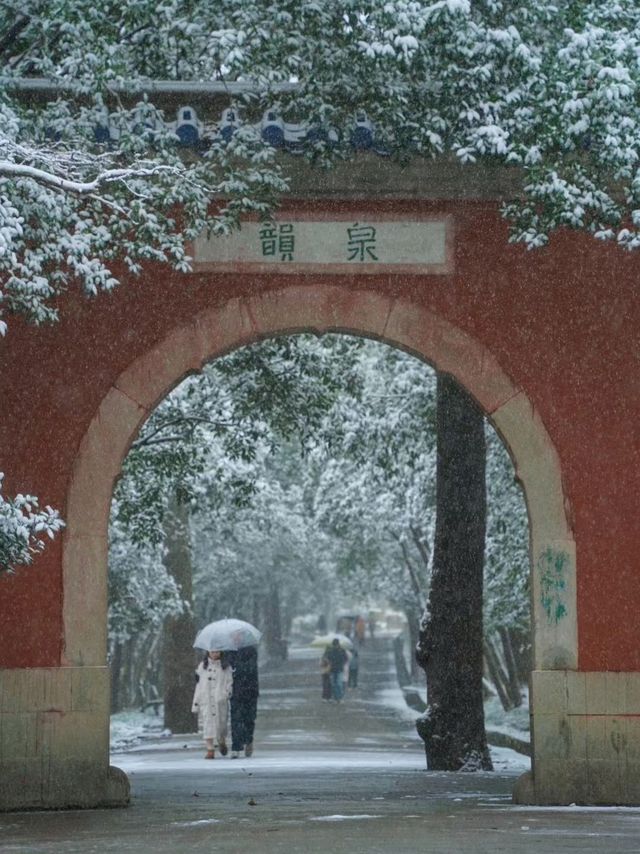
[110,641,123,713]
[394,633,412,687]
[484,637,514,711]
[133,631,157,707]
[498,626,523,708]
[122,638,134,708]
[264,581,284,659]
[145,632,162,701]
[416,374,492,771]
[252,595,261,630]
[510,627,532,685]
[406,609,422,681]
[162,490,197,734]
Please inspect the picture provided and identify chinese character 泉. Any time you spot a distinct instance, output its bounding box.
[347,222,378,262]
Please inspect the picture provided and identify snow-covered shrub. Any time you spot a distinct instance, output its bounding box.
[0,473,64,572]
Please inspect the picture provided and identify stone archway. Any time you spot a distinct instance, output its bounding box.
[61,283,576,805]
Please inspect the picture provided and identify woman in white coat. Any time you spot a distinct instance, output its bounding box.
[192,650,233,759]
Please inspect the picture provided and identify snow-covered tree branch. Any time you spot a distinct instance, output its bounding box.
[0,158,183,195]
[3,0,640,339]
[0,474,64,572]
[4,0,640,570]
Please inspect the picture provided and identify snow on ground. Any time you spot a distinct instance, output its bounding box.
[490,745,530,772]
[111,643,530,775]
[367,686,421,722]
[485,689,530,738]
[115,748,428,774]
[309,814,383,821]
[264,729,333,744]
[369,672,530,773]
[507,805,640,813]
[110,709,170,752]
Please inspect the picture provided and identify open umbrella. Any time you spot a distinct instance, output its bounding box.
[309,632,353,650]
[193,619,262,651]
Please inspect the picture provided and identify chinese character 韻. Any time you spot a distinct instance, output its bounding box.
[260,222,295,262]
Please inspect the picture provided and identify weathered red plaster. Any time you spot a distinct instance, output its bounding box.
[1,199,639,670]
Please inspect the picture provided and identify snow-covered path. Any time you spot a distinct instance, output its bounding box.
[112,639,529,775]
[2,641,640,852]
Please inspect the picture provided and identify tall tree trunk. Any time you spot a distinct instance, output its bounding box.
[484,637,514,711]
[146,632,163,701]
[264,580,284,659]
[252,594,262,631]
[509,627,532,685]
[110,641,123,713]
[416,374,492,771]
[498,626,523,708]
[122,638,134,708]
[394,632,412,687]
[162,490,197,733]
[132,631,157,708]
[405,609,423,681]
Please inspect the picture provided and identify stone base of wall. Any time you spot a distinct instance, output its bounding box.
[0,667,129,810]
[514,670,640,805]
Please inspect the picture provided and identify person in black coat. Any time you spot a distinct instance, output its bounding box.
[325,638,348,702]
[223,645,259,758]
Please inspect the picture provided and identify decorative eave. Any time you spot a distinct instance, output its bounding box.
[5,76,385,155]
[3,76,299,95]
[4,76,525,197]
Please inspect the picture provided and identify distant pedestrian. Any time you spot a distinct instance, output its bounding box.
[223,645,259,758]
[192,650,233,759]
[348,644,359,688]
[343,647,351,690]
[355,615,366,645]
[325,638,348,702]
[320,650,332,701]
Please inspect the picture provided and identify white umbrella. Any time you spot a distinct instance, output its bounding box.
[193,619,262,651]
[309,632,353,650]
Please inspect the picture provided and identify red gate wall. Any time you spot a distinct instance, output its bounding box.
[1,199,639,671]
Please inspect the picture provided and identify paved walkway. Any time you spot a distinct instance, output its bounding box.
[2,640,640,852]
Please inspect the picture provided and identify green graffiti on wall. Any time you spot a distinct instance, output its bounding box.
[538,548,570,624]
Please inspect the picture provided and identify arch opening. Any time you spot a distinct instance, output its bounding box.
[106,331,532,777]
[54,284,578,808]
[63,285,576,673]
